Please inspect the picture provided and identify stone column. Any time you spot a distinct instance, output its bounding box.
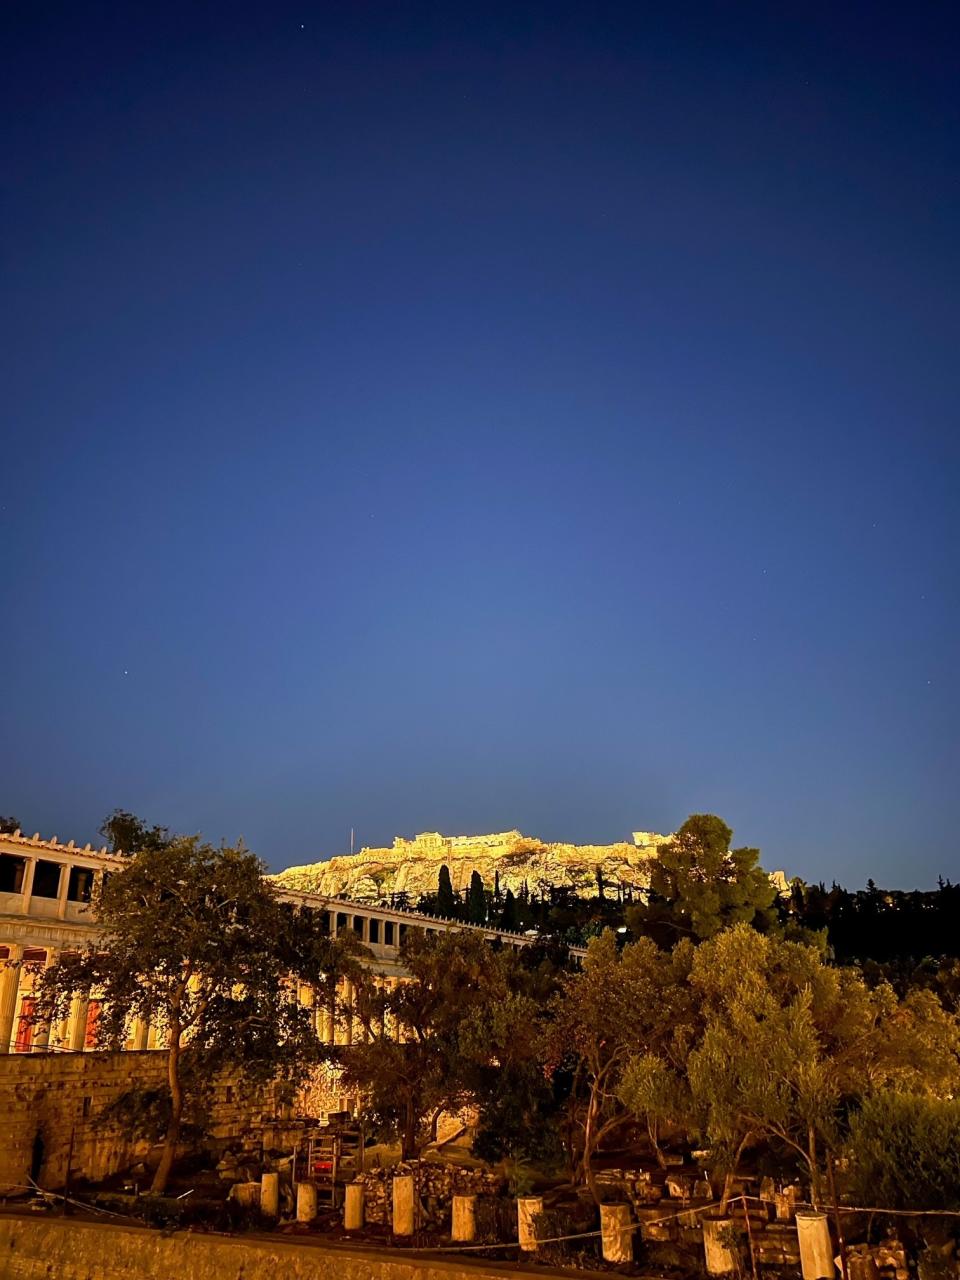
[373,977,386,1039]
[57,868,71,920]
[344,1182,364,1230]
[31,948,58,1051]
[601,1203,633,1263]
[131,1017,150,1051]
[296,1181,317,1223]
[19,859,37,915]
[796,1211,834,1280]
[517,1197,543,1252]
[451,1194,477,1242]
[0,945,24,1054]
[703,1218,737,1275]
[261,1171,280,1220]
[343,979,354,1045]
[67,993,90,1052]
[393,1174,415,1236]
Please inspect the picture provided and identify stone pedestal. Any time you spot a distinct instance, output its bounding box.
[601,1203,633,1263]
[296,1181,317,1223]
[703,1218,737,1275]
[776,1186,799,1220]
[344,1182,364,1230]
[260,1171,280,1220]
[451,1194,477,1242]
[517,1197,543,1252]
[229,1181,261,1209]
[797,1210,835,1280]
[393,1174,415,1236]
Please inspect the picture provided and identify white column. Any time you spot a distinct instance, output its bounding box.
[703,1218,737,1275]
[67,992,89,1052]
[261,1172,280,1220]
[20,859,37,915]
[57,867,71,920]
[393,1174,415,1236]
[374,977,386,1039]
[451,1194,477,1242]
[297,1181,317,1223]
[132,1017,150,1050]
[796,1211,834,1280]
[518,1197,543,1252]
[344,979,354,1045]
[601,1203,633,1263]
[335,979,354,1045]
[344,1182,364,1230]
[31,948,58,1051]
[0,945,24,1053]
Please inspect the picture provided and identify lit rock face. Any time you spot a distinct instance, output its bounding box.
[268,829,671,902]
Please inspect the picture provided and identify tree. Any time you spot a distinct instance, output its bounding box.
[436,864,458,917]
[0,816,21,834]
[594,865,605,902]
[551,930,699,1199]
[99,809,172,855]
[847,1093,960,1214]
[683,925,960,1206]
[36,837,347,1193]
[343,930,525,1159]
[627,814,777,947]
[468,870,486,924]
[460,980,562,1165]
[500,888,519,931]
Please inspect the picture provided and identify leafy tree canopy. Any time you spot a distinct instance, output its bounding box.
[344,929,565,1161]
[37,836,350,1192]
[99,809,172,855]
[619,924,960,1206]
[627,813,777,946]
[551,930,699,1198]
[846,1093,960,1215]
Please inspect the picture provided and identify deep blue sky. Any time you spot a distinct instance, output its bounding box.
[3,1,958,886]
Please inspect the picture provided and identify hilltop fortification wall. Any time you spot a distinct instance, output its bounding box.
[270,828,671,902]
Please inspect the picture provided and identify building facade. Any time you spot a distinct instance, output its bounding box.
[0,830,577,1056]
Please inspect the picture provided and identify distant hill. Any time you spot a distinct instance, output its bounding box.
[269,828,672,903]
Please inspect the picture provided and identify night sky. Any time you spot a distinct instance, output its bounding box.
[3,2,958,886]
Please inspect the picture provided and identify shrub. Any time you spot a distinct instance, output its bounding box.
[847,1093,960,1212]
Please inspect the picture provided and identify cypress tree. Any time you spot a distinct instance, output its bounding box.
[468,870,486,924]
[500,888,519,931]
[437,864,457,917]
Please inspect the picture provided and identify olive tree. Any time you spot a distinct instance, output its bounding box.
[35,837,349,1193]
[551,930,700,1199]
[685,926,960,1206]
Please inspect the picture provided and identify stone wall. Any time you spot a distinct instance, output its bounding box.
[357,1160,504,1227]
[0,1217,535,1280]
[0,1051,270,1195]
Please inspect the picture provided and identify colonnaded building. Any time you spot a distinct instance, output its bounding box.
[0,828,583,1057]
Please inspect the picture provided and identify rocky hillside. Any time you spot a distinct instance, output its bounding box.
[269,828,671,902]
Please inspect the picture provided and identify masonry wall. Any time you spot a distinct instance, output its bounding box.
[0,1213,542,1280]
[0,1052,269,1194]
[0,1217,535,1280]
